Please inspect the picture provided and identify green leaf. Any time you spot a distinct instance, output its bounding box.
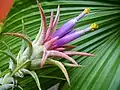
[0,0,120,90]
[11,59,30,76]
[21,69,41,90]
[47,59,70,86]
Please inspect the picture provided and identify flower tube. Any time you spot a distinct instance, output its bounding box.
[52,8,90,38]
[55,23,98,47]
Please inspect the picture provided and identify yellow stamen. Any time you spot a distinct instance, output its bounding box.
[83,8,90,14]
[90,23,98,30]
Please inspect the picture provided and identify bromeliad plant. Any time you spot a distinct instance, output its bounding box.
[0,0,98,90]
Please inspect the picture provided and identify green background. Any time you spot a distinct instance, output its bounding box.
[0,0,120,90]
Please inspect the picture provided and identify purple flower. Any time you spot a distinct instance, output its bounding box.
[52,19,77,38]
[35,1,98,69]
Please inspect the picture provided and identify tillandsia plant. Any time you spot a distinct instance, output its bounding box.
[0,0,99,90]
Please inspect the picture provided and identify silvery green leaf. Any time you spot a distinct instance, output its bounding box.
[30,58,51,70]
[47,59,70,86]
[9,59,15,71]
[30,44,43,60]
[30,59,40,69]
[15,70,24,78]
[11,59,30,76]
[3,73,10,84]
[21,69,41,90]
[0,74,15,90]
[3,73,14,84]
[0,78,3,84]
[0,84,14,90]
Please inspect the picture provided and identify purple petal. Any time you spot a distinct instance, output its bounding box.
[75,12,86,21]
[52,19,77,38]
[52,8,90,39]
[55,27,91,47]
[65,29,76,35]
[57,29,75,38]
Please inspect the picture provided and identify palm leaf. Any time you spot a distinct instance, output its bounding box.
[0,0,120,90]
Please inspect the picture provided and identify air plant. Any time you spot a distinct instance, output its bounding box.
[0,0,98,90]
